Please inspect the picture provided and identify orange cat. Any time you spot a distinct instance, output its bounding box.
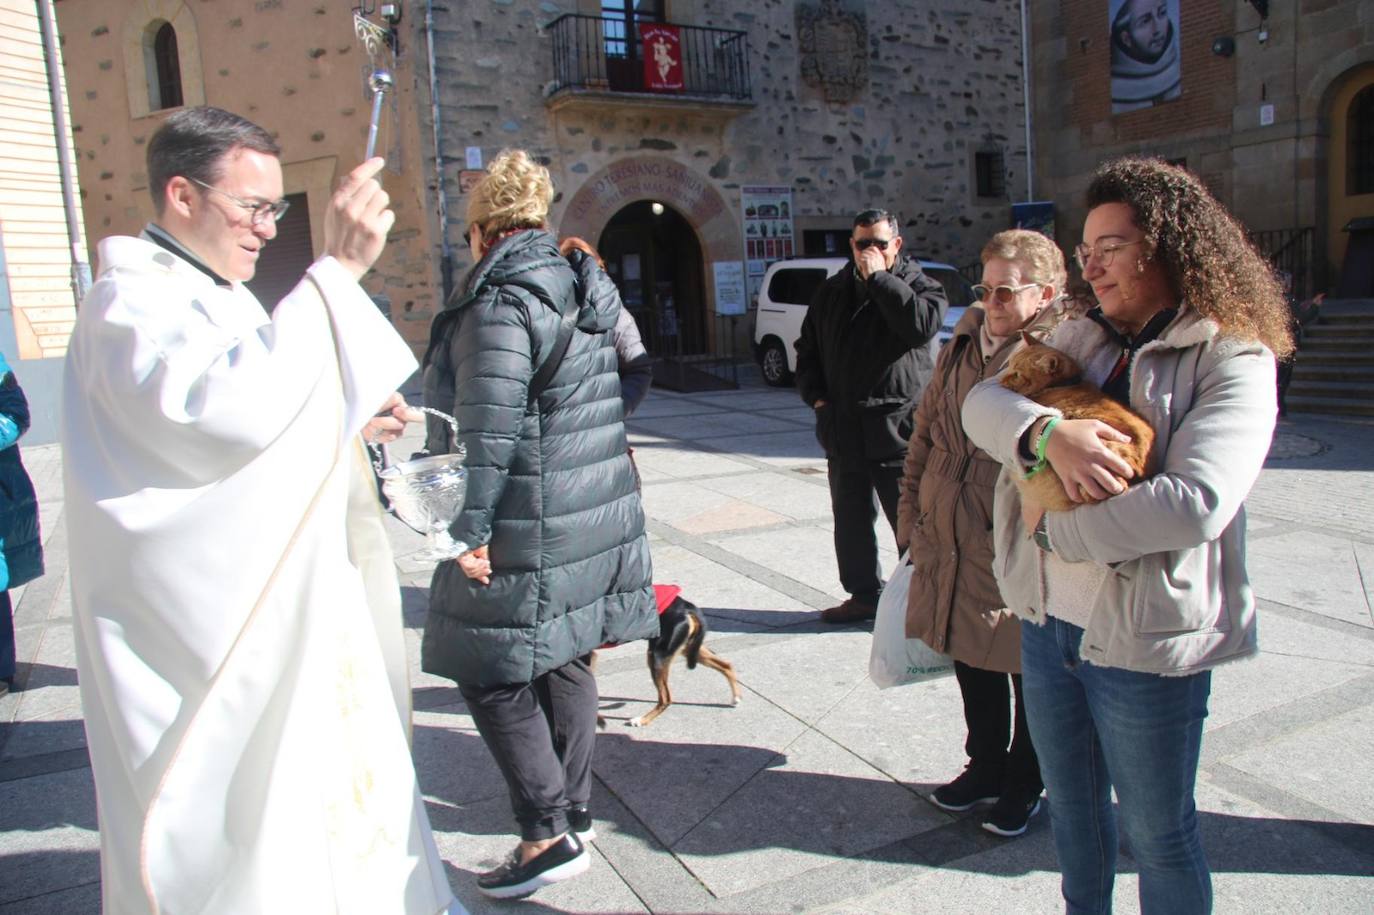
[1001,333,1154,512]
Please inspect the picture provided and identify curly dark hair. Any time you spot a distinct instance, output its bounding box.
[1086,157,1293,359]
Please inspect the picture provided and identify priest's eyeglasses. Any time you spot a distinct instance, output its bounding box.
[972,283,1041,305]
[1073,239,1141,271]
[188,177,291,226]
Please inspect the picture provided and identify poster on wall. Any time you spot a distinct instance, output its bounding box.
[712,261,747,316]
[1011,202,1056,241]
[640,24,684,92]
[1109,0,1181,114]
[741,186,795,308]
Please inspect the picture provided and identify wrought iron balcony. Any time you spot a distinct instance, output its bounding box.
[545,14,752,111]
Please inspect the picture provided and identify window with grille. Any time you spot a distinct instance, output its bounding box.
[1349,85,1374,196]
[974,150,1006,200]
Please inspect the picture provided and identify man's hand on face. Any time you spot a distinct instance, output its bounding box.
[850,220,901,281]
[855,246,887,280]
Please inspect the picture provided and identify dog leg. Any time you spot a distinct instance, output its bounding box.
[629,649,675,728]
[694,646,741,707]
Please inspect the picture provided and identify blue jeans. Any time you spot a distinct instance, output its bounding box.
[1020,617,1212,915]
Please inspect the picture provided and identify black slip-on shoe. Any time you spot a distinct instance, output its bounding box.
[569,804,596,842]
[477,833,589,899]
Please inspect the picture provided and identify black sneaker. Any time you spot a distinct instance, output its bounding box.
[476,833,589,899]
[569,804,596,842]
[930,765,1002,812]
[981,792,1043,837]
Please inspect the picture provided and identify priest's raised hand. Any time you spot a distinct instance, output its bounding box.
[327,155,397,281]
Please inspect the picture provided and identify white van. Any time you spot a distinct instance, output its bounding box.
[751,257,975,387]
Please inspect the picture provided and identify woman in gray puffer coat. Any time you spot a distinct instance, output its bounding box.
[420,150,657,899]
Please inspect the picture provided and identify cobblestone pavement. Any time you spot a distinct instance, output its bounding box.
[2,370,1371,913]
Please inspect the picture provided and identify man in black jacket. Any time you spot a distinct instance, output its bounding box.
[795,208,948,623]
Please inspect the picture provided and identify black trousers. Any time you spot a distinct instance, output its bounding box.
[459,656,598,841]
[954,660,1043,796]
[827,459,903,606]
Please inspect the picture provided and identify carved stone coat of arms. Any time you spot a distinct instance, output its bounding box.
[797,0,869,103]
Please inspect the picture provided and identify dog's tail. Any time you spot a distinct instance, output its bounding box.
[684,609,708,670]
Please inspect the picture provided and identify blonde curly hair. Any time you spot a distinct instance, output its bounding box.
[980,229,1068,292]
[466,149,553,240]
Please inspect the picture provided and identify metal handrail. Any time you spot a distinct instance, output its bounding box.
[546,13,752,101]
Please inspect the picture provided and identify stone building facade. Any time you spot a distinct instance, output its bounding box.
[1029,0,1374,297]
[423,0,1031,366]
[51,0,443,350]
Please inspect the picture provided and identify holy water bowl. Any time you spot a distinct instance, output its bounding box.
[378,447,468,562]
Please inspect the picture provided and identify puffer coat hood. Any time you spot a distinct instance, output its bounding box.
[420,229,657,688]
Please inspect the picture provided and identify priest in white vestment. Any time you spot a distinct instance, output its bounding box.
[61,107,460,915]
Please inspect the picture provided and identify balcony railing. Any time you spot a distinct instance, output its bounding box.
[546,14,751,104]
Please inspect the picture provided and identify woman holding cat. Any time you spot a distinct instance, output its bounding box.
[962,157,1292,914]
[896,229,1067,839]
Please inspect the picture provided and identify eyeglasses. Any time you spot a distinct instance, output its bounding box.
[854,238,892,251]
[972,282,1042,305]
[1074,239,1141,271]
[188,177,290,226]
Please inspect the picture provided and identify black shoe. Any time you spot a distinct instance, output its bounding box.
[930,765,1002,812]
[981,792,1043,837]
[476,833,589,899]
[569,804,596,842]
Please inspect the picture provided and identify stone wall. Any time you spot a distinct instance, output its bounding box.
[53,0,443,350]
[426,0,1030,288]
[1031,0,1374,288]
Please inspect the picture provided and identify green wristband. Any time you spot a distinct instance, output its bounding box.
[1035,416,1061,465]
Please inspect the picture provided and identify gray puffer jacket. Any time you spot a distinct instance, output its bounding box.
[420,229,657,688]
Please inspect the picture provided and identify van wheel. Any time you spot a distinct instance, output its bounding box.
[759,339,793,387]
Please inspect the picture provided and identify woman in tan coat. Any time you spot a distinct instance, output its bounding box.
[895,229,1067,837]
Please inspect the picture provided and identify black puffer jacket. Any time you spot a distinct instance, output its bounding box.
[420,230,657,688]
[794,255,947,466]
[0,356,41,591]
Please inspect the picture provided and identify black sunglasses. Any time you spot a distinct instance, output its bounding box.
[854,238,892,251]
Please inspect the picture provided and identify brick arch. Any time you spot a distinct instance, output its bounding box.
[557,156,741,272]
[1303,51,1374,124]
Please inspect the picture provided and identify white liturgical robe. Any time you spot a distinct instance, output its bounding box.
[63,234,459,915]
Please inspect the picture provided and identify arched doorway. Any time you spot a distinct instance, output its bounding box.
[600,201,704,357]
[1327,65,1374,296]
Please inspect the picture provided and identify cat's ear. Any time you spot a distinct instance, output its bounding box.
[1045,354,1063,374]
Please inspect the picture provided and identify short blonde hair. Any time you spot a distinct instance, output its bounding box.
[466,149,553,237]
[980,229,1067,292]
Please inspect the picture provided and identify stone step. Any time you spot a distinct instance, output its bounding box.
[1286,380,1374,401]
[1291,364,1374,383]
[1316,312,1374,325]
[1294,350,1374,365]
[1303,325,1374,340]
[1300,337,1374,352]
[1286,396,1374,417]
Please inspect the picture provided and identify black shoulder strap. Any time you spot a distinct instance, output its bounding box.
[527,290,579,409]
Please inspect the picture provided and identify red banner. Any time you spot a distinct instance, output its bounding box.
[640,24,684,92]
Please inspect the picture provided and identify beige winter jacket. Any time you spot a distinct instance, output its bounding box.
[962,309,1276,676]
[896,306,1026,673]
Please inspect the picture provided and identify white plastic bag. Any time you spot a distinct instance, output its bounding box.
[868,553,954,689]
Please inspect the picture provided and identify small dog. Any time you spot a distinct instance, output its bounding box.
[596,585,741,729]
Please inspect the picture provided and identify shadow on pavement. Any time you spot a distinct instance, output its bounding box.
[415,725,1374,880]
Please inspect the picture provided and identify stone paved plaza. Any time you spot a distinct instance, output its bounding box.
[2,370,1372,913]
